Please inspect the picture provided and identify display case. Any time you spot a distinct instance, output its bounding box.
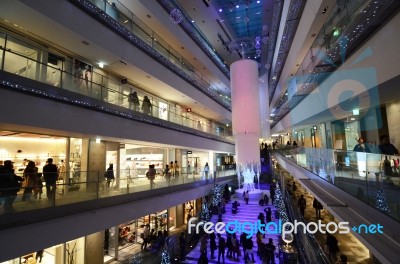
[126,154,164,176]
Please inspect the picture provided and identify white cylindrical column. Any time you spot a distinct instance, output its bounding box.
[231,59,261,165]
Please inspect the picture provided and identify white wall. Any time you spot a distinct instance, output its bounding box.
[385,100,400,150]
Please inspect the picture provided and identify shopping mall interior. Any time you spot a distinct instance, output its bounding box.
[0,0,399,263]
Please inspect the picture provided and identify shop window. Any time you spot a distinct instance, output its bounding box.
[46,53,65,87]
[65,238,85,264]
[117,221,136,249]
[69,138,82,191]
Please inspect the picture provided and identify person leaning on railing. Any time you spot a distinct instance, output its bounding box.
[379,135,399,155]
[0,160,24,213]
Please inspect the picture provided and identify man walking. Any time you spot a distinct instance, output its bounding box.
[217,233,226,264]
[43,158,58,200]
[298,194,307,217]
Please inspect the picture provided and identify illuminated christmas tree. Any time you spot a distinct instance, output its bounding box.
[130,252,142,264]
[161,249,171,264]
[376,188,391,215]
[274,184,289,224]
[200,202,210,221]
[211,184,222,207]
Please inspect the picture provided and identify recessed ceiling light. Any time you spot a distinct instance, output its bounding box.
[219,8,222,12]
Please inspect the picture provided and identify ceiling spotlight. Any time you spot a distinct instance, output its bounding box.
[257,0,261,3]
[236,5,239,8]
[219,8,222,12]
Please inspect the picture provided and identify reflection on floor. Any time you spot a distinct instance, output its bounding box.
[182,194,280,264]
[291,182,371,264]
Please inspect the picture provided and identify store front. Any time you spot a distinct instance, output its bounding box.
[182,150,212,176]
[103,207,181,263]
[2,237,85,264]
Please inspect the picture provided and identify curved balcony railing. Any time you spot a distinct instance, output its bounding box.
[0,40,234,142]
[0,168,236,218]
[69,0,231,109]
[270,0,400,124]
[275,146,400,223]
[156,0,230,78]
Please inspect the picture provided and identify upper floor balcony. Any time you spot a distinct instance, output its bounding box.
[272,146,400,263]
[0,29,234,144]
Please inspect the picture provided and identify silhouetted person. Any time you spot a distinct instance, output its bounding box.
[105,163,115,187]
[179,232,186,261]
[245,190,249,204]
[0,160,24,213]
[217,233,226,264]
[265,238,276,264]
[128,91,140,111]
[298,194,306,216]
[209,232,217,259]
[36,249,44,263]
[141,95,152,115]
[326,233,339,263]
[379,135,399,155]
[313,198,323,219]
[43,158,58,200]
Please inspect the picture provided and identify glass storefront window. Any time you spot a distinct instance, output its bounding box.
[69,138,82,191]
[117,221,137,250]
[66,238,84,264]
[184,201,195,224]
[104,227,116,261]
[0,33,5,70]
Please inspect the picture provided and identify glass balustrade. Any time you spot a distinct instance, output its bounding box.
[0,45,234,141]
[83,0,231,107]
[275,146,400,222]
[271,0,394,118]
[0,168,236,216]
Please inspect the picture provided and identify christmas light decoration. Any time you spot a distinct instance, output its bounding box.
[200,202,210,221]
[161,249,171,264]
[211,184,222,207]
[376,188,391,215]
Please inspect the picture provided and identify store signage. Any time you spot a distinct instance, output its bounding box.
[187,151,192,154]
